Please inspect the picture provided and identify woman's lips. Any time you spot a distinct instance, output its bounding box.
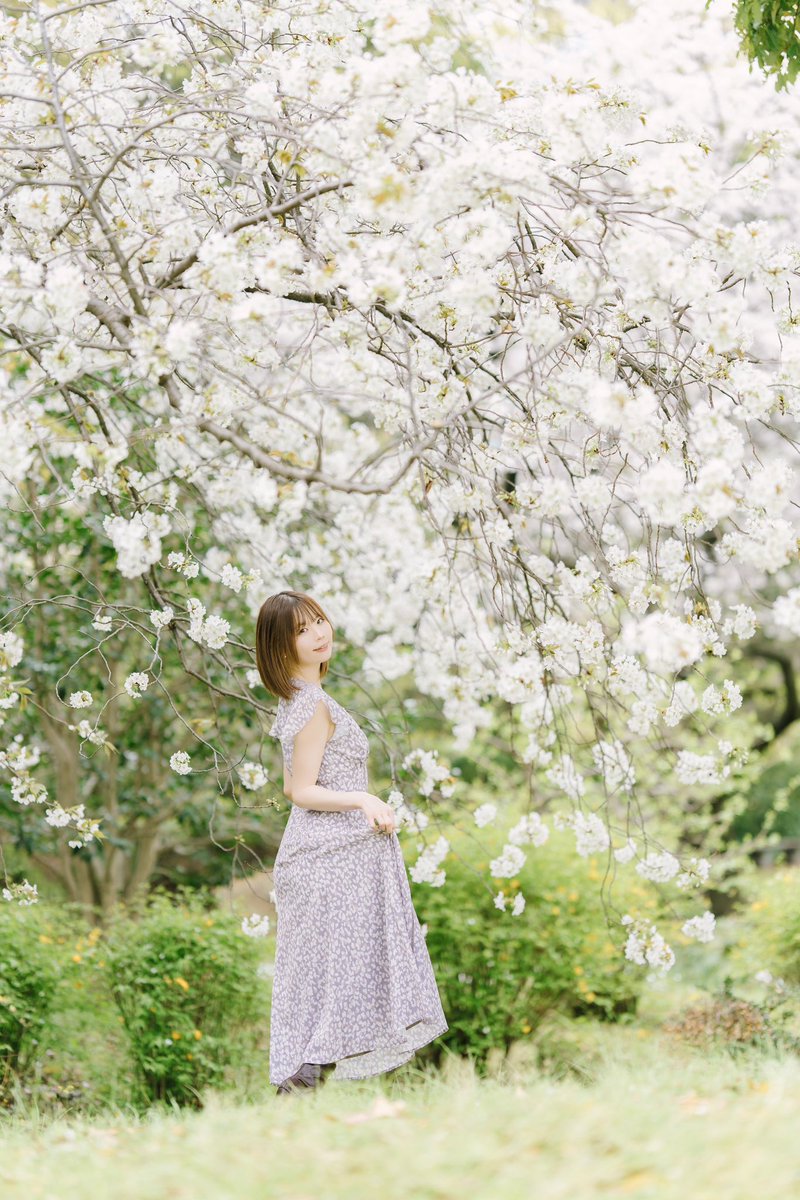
[315,642,329,652]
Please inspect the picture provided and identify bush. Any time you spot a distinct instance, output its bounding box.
[0,903,63,1100]
[409,825,659,1070]
[732,866,800,985]
[102,887,265,1107]
[662,995,772,1049]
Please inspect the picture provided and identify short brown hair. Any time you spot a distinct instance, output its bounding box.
[255,591,331,701]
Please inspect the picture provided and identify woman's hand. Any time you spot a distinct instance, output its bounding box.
[357,793,398,835]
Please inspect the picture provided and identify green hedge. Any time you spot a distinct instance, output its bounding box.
[103,888,265,1107]
[731,867,800,985]
[0,903,63,1094]
[0,890,269,1113]
[409,825,660,1069]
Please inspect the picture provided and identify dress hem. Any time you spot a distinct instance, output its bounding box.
[270,1013,448,1086]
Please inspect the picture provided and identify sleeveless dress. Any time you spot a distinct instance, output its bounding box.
[267,675,449,1084]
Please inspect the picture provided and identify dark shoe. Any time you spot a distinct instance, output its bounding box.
[275,1062,322,1096]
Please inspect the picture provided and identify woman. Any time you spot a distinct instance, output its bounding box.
[255,590,449,1096]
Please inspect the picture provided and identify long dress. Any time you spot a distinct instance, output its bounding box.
[267,675,449,1084]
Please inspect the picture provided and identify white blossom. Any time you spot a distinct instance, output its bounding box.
[10,775,47,806]
[636,850,680,882]
[124,672,149,699]
[409,836,449,886]
[614,837,636,863]
[0,631,24,670]
[238,761,269,790]
[681,910,716,943]
[387,789,429,831]
[592,739,636,793]
[508,813,549,847]
[149,606,174,630]
[92,609,113,633]
[221,564,244,592]
[201,615,230,650]
[554,810,610,857]
[621,915,675,974]
[546,756,585,801]
[675,750,726,785]
[166,552,199,579]
[402,748,453,798]
[700,680,743,715]
[103,511,170,579]
[675,856,711,889]
[241,913,271,937]
[45,805,72,828]
[2,880,38,905]
[489,844,527,878]
[170,750,192,775]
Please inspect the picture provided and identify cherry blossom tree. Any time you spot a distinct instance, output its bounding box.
[2,0,800,967]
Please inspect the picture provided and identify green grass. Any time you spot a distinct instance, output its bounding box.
[2,1028,800,1200]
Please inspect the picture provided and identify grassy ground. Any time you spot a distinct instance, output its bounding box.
[1,1025,799,1200]
[2,900,797,1198]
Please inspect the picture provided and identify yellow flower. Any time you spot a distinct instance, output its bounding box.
[39,934,52,944]
[510,880,520,889]
[193,1029,202,1040]
[186,1053,193,1060]
[568,891,579,902]
[550,905,560,915]
[88,927,102,944]
[586,992,597,1002]
[203,917,215,927]
[174,977,190,991]
[171,1031,182,1040]
[521,1023,532,1034]
[72,953,82,963]
[573,965,584,975]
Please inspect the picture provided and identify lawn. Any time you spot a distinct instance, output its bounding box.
[1,1024,799,1200]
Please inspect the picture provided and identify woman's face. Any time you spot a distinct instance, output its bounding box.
[294,611,332,669]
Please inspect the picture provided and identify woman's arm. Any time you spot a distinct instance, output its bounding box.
[289,698,367,813]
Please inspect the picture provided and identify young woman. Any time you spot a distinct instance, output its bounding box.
[255,590,449,1096]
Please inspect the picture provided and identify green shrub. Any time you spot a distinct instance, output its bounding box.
[0,902,70,1102]
[102,888,265,1107]
[732,866,800,985]
[409,826,660,1070]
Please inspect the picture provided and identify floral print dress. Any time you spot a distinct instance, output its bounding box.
[267,676,448,1084]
